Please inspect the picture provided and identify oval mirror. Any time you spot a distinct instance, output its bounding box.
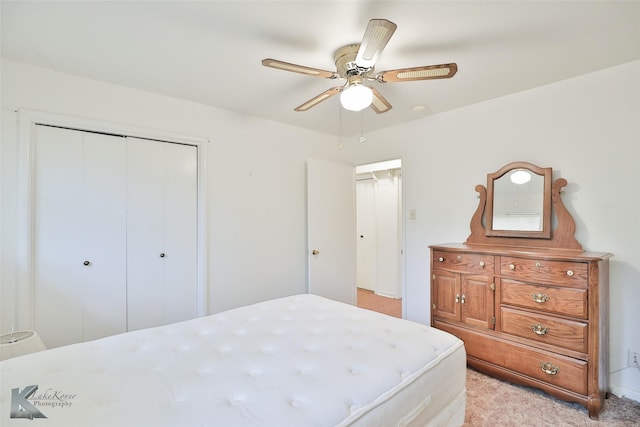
[485,162,552,238]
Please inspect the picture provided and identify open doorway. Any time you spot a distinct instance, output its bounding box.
[355,159,403,318]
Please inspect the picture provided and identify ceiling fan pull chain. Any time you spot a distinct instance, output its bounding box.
[359,110,366,144]
[337,102,344,149]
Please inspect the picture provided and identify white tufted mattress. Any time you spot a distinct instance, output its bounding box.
[1,294,466,426]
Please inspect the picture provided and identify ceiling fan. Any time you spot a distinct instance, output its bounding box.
[261,19,458,114]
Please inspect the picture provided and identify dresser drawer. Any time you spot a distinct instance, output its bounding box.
[484,338,587,395]
[500,257,587,288]
[436,321,587,395]
[501,307,588,353]
[501,279,587,319]
[433,250,494,274]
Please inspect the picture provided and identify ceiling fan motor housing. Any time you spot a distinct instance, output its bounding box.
[334,44,372,77]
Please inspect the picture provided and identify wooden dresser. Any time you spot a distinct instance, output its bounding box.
[430,162,611,419]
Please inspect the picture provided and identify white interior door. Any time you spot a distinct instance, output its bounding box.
[34,125,84,347]
[81,132,128,340]
[356,179,376,291]
[126,138,198,331]
[307,159,356,305]
[34,125,127,348]
[162,142,198,324]
[374,172,400,298]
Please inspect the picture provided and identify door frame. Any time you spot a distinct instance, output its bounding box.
[355,159,405,315]
[14,109,209,330]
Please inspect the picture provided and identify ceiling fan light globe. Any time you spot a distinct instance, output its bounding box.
[340,84,373,111]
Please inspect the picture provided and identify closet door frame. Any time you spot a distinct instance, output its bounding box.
[15,109,208,330]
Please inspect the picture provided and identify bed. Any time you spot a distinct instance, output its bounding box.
[1,294,466,426]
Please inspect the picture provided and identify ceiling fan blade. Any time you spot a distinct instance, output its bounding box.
[370,87,392,114]
[262,58,338,79]
[376,63,458,82]
[355,19,397,69]
[294,87,342,112]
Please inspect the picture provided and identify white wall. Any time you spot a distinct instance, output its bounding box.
[0,59,348,328]
[343,60,640,401]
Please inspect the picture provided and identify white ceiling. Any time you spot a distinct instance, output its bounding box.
[2,1,639,137]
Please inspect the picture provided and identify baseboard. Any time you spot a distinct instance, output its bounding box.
[609,384,640,403]
[375,291,399,299]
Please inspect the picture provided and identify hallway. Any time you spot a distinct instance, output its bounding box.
[356,288,402,318]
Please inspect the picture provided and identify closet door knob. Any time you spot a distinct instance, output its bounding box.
[83,260,90,266]
[160,253,166,258]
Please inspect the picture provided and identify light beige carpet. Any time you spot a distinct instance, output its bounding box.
[463,368,640,426]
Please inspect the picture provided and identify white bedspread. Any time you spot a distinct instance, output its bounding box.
[1,294,465,426]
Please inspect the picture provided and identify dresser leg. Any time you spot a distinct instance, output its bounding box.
[587,397,602,420]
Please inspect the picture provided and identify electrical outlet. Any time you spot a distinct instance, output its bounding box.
[629,350,639,367]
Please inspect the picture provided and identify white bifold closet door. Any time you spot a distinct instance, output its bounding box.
[126,138,197,331]
[33,126,198,348]
[34,125,128,348]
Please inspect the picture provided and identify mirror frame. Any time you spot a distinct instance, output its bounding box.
[485,161,552,239]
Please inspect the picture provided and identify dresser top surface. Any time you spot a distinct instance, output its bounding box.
[430,243,612,262]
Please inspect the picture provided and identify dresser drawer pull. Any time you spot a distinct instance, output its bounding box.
[438,257,444,262]
[509,263,515,270]
[457,255,462,261]
[531,292,550,303]
[535,262,542,268]
[531,324,549,335]
[540,362,559,375]
[567,270,574,276]
[479,261,485,267]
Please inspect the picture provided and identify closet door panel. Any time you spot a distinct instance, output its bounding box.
[162,143,198,324]
[82,132,127,341]
[126,138,198,331]
[34,126,85,348]
[375,177,400,298]
[34,126,127,348]
[126,138,165,331]
[356,180,376,292]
